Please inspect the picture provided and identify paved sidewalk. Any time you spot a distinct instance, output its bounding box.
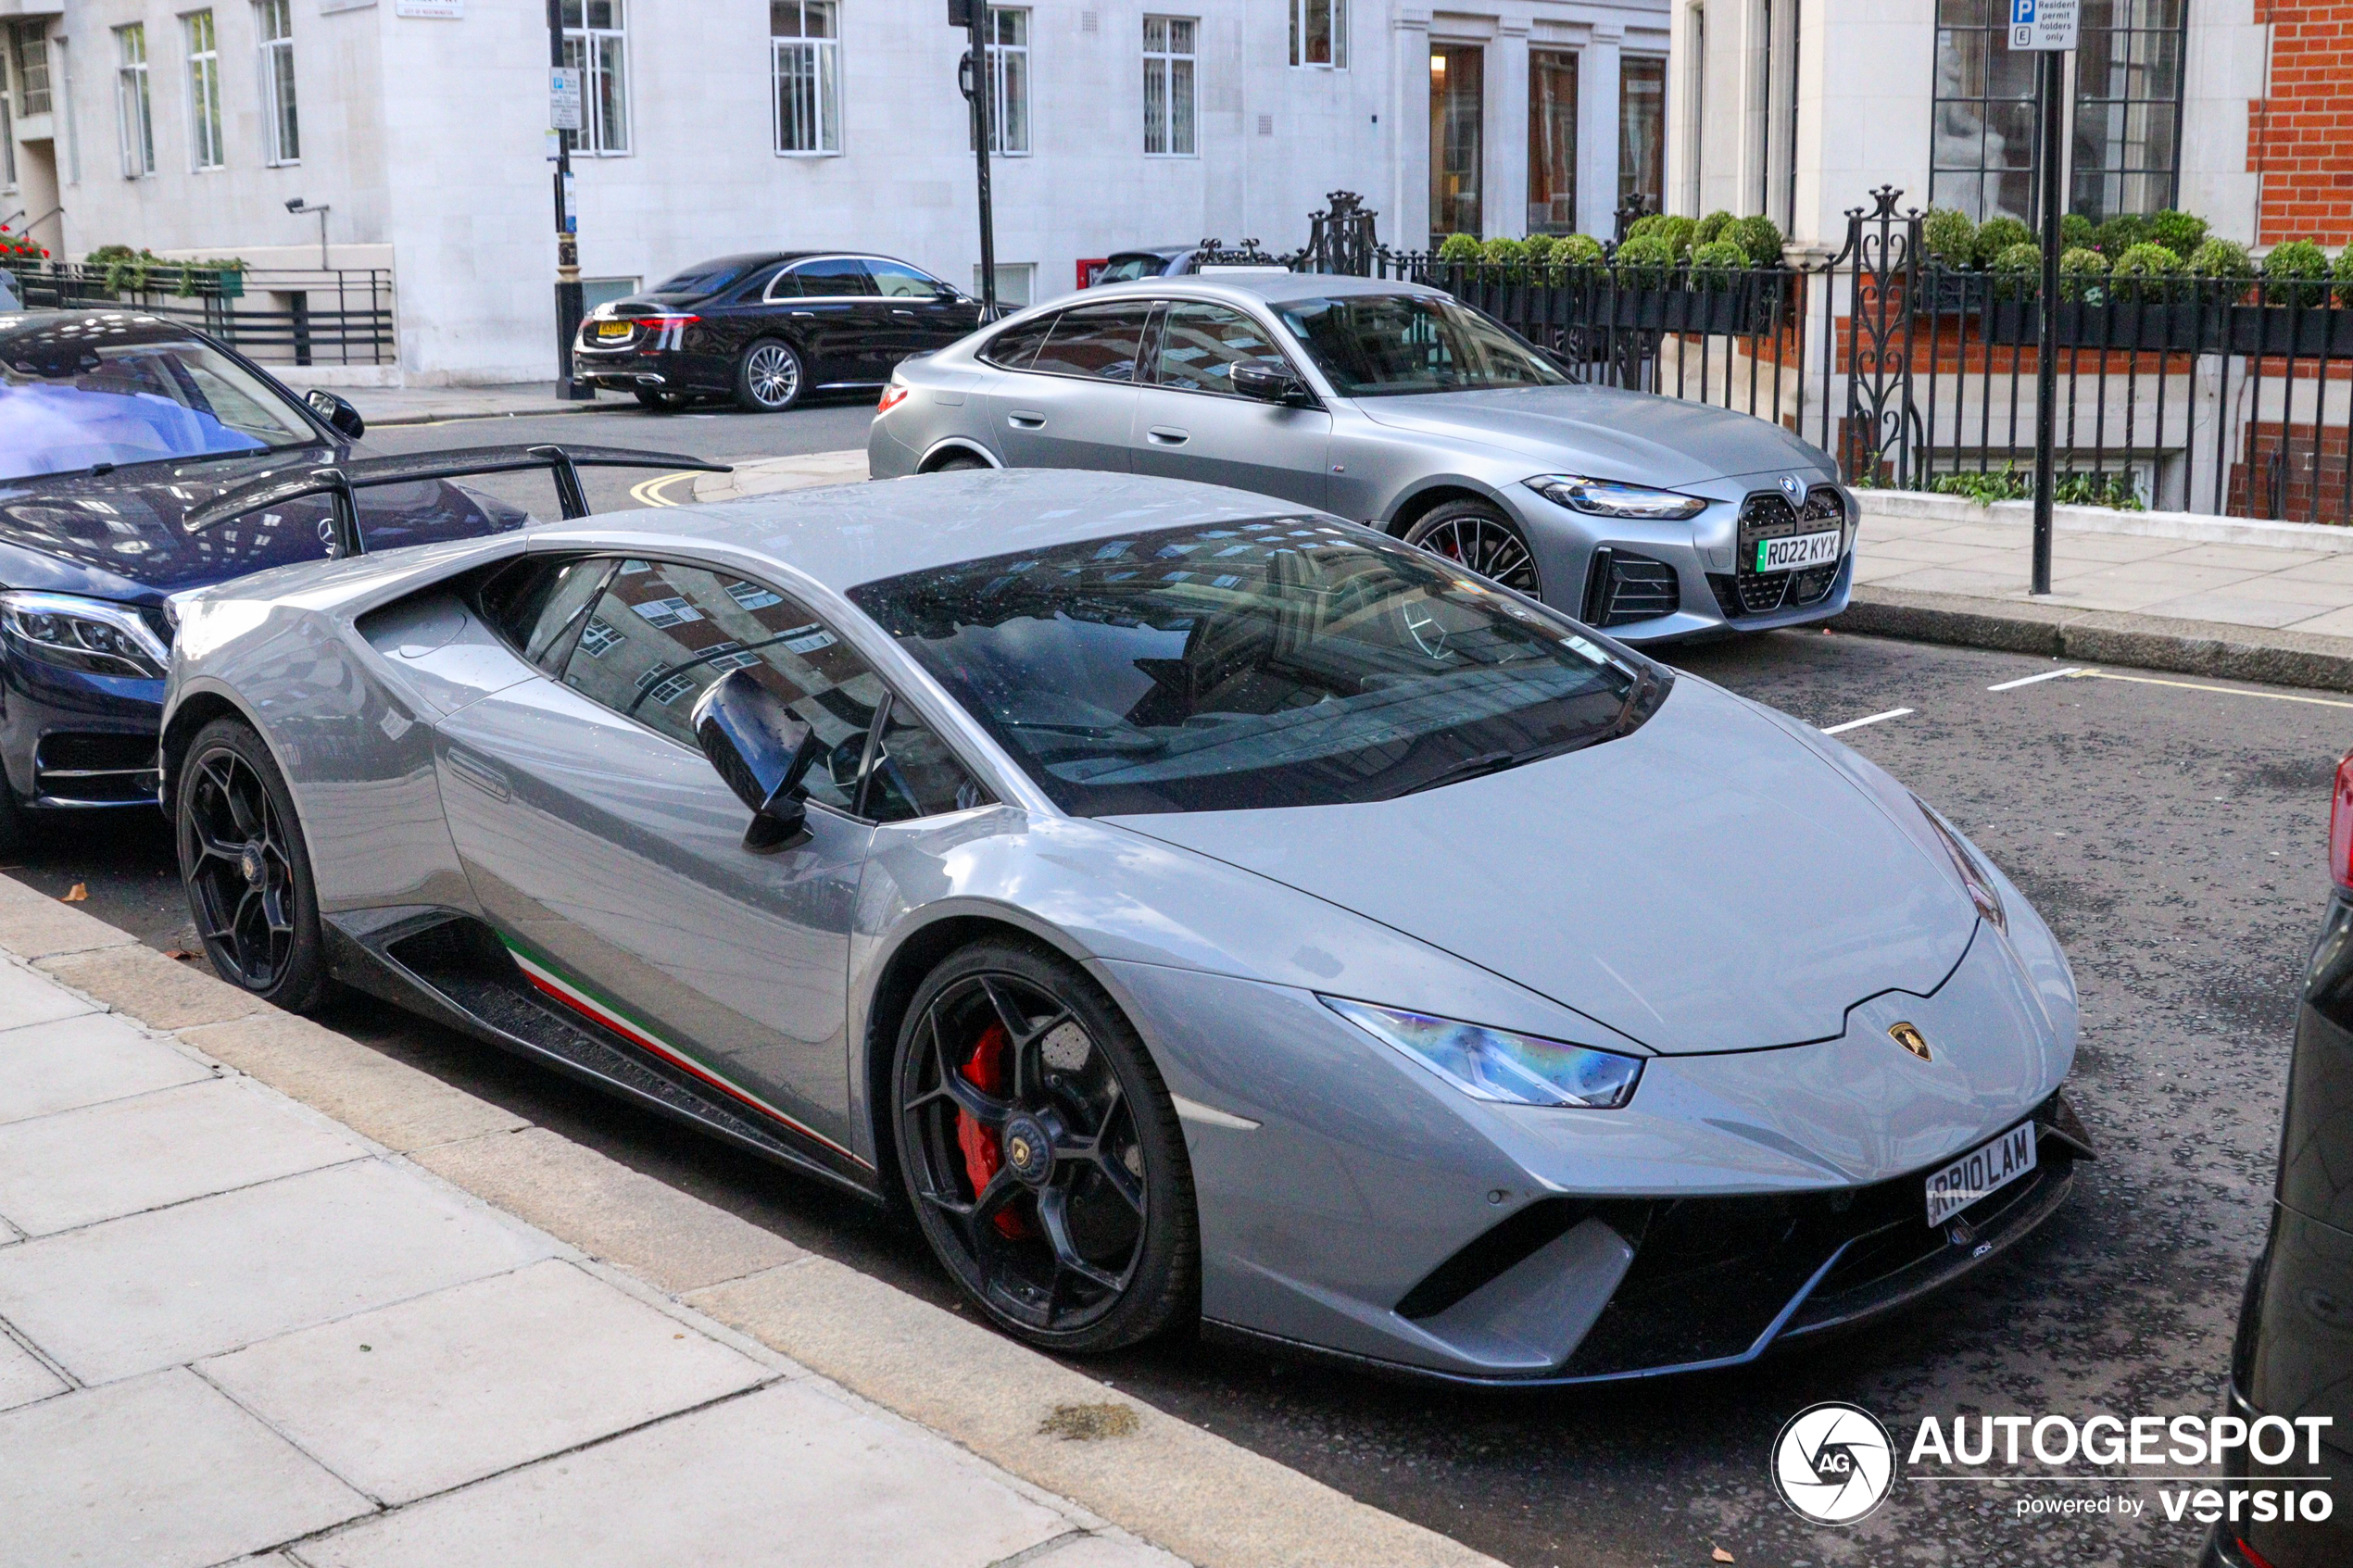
[692,447,872,501]
[0,878,1494,1568]
[341,383,623,427]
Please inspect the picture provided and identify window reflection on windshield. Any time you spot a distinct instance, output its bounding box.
[0,329,316,482]
[849,520,1655,816]
[1275,294,1568,397]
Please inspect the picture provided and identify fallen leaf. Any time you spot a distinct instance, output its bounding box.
[61,884,86,903]
[163,949,195,962]
[1712,1550,1734,1564]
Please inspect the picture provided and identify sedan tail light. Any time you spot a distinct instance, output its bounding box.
[876,382,911,416]
[642,314,699,330]
[2332,752,2353,890]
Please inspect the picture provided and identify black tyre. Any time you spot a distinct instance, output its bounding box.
[634,387,692,411]
[733,339,804,413]
[176,718,331,1013]
[892,940,1198,1353]
[0,777,23,858]
[1403,499,1542,596]
[925,452,989,473]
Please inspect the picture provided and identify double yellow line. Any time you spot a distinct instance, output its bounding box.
[2066,668,2353,711]
[628,470,704,508]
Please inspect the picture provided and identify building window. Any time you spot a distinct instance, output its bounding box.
[257,0,298,165]
[1528,48,1577,235]
[984,7,1028,156]
[184,11,223,170]
[1429,44,1482,240]
[560,0,629,156]
[974,260,1035,307]
[0,47,15,191]
[116,24,155,179]
[9,23,48,118]
[1290,0,1345,69]
[1143,16,1195,157]
[1619,56,1665,216]
[2070,0,2185,220]
[772,0,839,155]
[1931,0,2040,221]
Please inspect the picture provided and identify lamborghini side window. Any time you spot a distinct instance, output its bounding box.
[479,556,620,673]
[555,558,880,816]
[860,697,989,822]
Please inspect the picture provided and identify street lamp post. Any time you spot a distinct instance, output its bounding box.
[951,0,998,318]
[547,0,592,400]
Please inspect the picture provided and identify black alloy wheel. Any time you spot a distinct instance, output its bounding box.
[734,339,804,413]
[1403,499,1543,596]
[894,941,1197,1352]
[177,718,331,1011]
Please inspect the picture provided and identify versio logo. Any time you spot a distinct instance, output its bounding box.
[1772,1402,1898,1524]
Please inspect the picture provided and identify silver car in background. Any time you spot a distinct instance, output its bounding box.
[870,273,1855,643]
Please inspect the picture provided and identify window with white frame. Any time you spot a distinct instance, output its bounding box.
[11,22,51,118]
[1142,16,1194,157]
[772,0,839,155]
[1289,0,1344,69]
[256,0,298,165]
[184,11,223,170]
[987,7,1028,156]
[116,24,154,179]
[560,0,629,155]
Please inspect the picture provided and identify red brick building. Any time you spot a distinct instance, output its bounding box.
[2251,1,2353,245]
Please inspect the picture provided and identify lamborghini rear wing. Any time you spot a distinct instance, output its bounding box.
[182,443,734,557]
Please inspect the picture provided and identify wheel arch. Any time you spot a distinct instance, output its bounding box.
[1382,478,1519,537]
[917,437,1001,472]
[159,684,271,816]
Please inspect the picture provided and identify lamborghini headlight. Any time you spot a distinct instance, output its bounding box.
[1524,474,1708,521]
[1916,795,2007,933]
[1321,997,1643,1109]
[0,591,171,679]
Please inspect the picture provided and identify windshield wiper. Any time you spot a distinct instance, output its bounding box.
[1378,746,1558,800]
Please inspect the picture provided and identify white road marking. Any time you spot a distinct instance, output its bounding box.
[1987,666,2082,692]
[1821,707,1915,735]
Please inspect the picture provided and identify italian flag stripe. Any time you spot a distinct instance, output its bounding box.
[497,932,865,1166]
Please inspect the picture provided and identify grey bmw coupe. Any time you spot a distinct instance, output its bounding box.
[164,467,2085,1381]
[869,274,1853,643]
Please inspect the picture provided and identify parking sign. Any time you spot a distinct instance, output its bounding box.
[2009,0,2079,50]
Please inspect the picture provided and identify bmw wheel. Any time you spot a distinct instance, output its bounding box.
[893,941,1197,1352]
[734,340,804,413]
[1404,499,1542,596]
[176,717,332,1012]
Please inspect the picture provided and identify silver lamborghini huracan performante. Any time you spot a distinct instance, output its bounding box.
[161,466,2090,1381]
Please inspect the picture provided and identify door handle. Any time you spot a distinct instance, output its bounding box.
[444,748,511,803]
[788,310,816,320]
[1008,411,1046,429]
[1146,427,1189,446]
[890,308,917,318]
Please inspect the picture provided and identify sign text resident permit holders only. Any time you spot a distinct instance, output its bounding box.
[2009,0,2080,50]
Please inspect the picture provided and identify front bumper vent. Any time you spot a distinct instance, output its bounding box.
[1579,547,1681,628]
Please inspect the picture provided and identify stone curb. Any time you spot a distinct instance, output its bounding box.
[691,449,872,503]
[1831,584,2353,694]
[0,876,1500,1568]
[1856,488,2353,554]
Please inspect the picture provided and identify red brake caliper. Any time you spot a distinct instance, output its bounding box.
[953,1022,1030,1237]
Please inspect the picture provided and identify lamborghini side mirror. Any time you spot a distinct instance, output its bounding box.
[689,670,823,852]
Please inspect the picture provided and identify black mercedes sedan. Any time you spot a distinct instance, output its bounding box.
[572,252,985,413]
[0,309,527,851]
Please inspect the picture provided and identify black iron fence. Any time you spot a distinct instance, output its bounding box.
[0,260,396,368]
[1250,189,2351,525]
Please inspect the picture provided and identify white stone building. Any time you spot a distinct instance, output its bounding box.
[0,0,1670,383]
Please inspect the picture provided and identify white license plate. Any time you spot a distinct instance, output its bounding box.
[1925,1122,2037,1229]
[1755,529,1842,573]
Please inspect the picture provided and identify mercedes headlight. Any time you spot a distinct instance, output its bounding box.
[1524,474,1708,521]
[1916,796,2007,933]
[1321,997,1643,1109]
[0,591,172,679]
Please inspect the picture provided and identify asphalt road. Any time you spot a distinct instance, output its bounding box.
[13,448,2346,1564]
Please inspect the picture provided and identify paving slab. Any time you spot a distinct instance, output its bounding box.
[0,956,101,1031]
[180,1011,527,1153]
[0,1366,370,1568]
[0,1011,211,1125]
[202,1258,770,1505]
[0,1327,66,1411]
[1028,1533,1194,1568]
[37,943,265,1029]
[0,1076,365,1236]
[414,1126,804,1293]
[0,1159,556,1385]
[299,1380,1069,1568]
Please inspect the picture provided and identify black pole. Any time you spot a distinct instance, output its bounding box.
[549,0,591,399]
[2030,45,2062,596]
[965,8,998,318]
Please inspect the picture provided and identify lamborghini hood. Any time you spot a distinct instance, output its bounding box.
[1106,680,1979,1056]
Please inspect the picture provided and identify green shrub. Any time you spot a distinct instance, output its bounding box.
[1622,213,1667,245]
[1655,215,1699,258]
[1553,232,1605,268]
[1922,207,1976,268]
[1612,234,1679,282]
[2335,245,2353,307]
[1689,239,1748,292]
[2263,239,2331,306]
[1436,232,1484,264]
[1732,214,1785,266]
[2145,209,2208,257]
[2060,213,2096,252]
[2108,242,2182,302]
[2184,237,2253,281]
[1518,233,1559,269]
[2094,213,2146,257]
[1695,210,1738,245]
[1479,235,1529,270]
[1926,462,2143,510]
[2057,247,2109,301]
[1970,217,2035,269]
[1989,241,2042,299]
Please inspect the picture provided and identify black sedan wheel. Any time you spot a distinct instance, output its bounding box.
[177,718,331,1012]
[894,941,1197,1352]
[1404,499,1543,596]
[734,340,804,413]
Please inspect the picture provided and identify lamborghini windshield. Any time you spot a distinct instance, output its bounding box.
[849,520,1660,816]
[1273,293,1569,397]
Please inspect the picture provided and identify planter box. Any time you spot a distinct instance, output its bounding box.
[2225,304,2353,358]
[1982,299,2221,352]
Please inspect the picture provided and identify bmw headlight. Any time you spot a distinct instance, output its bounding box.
[1915,795,2007,933]
[0,591,172,679]
[1524,474,1708,521]
[1321,997,1643,1109]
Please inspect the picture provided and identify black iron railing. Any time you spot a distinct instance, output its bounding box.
[0,260,396,368]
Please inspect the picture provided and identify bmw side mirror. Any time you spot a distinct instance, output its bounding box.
[689,670,824,853]
[305,387,366,441]
[1230,361,1307,407]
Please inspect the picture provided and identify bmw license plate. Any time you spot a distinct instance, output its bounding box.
[595,320,631,340]
[1925,1122,2037,1228]
[1755,529,1841,573]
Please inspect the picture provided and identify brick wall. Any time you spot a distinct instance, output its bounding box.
[2250,1,2353,244]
